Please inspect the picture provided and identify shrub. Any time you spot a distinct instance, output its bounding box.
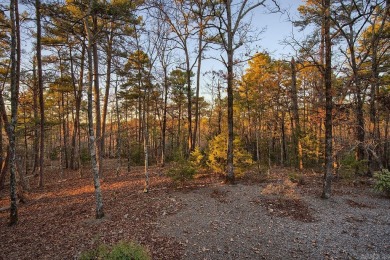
[166,160,196,183]
[288,171,305,185]
[207,133,252,177]
[374,169,390,196]
[80,147,91,164]
[80,241,151,260]
[189,147,205,168]
[338,152,368,178]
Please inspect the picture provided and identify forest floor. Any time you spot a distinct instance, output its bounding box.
[0,160,389,260]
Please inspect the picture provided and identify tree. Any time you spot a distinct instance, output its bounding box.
[9,0,20,225]
[36,0,45,188]
[210,0,274,183]
[84,0,104,219]
[322,0,333,199]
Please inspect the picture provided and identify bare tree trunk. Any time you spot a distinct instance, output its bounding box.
[193,25,204,150]
[9,0,19,225]
[22,109,30,190]
[0,149,9,190]
[70,45,84,170]
[84,0,104,219]
[31,59,39,175]
[255,116,261,171]
[0,116,2,181]
[58,100,64,178]
[184,48,193,155]
[143,89,149,193]
[291,58,303,171]
[224,0,235,184]
[115,81,121,176]
[160,65,168,167]
[322,0,333,199]
[36,0,45,188]
[92,15,102,177]
[101,28,114,160]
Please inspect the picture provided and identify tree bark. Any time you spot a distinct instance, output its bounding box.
[36,0,45,188]
[92,15,102,177]
[84,0,104,219]
[9,0,19,225]
[101,27,114,159]
[322,0,333,199]
[225,0,235,184]
[291,57,303,171]
[161,65,168,167]
[31,59,39,175]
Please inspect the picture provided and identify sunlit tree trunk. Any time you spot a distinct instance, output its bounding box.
[115,81,121,175]
[84,0,104,219]
[70,44,84,171]
[92,14,102,177]
[291,57,303,171]
[101,26,114,159]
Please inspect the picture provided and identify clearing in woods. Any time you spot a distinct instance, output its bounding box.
[0,160,389,259]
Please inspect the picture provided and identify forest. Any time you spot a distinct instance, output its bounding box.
[0,0,389,259]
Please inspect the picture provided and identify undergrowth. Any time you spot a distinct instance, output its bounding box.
[79,241,151,260]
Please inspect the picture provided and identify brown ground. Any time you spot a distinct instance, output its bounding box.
[0,161,389,259]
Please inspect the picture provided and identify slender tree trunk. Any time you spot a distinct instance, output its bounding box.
[291,58,303,171]
[36,0,45,188]
[322,0,333,199]
[101,28,113,159]
[31,59,39,175]
[143,89,149,193]
[161,66,168,167]
[224,0,235,184]
[0,149,9,190]
[281,112,287,167]
[193,25,204,150]
[23,108,30,190]
[256,116,261,171]
[84,0,104,219]
[0,116,2,180]
[185,48,193,155]
[9,0,19,225]
[115,81,121,175]
[71,45,84,171]
[92,15,102,177]
[58,100,64,178]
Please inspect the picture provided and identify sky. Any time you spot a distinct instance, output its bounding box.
[255,0,303,58]
[199,0,305,97]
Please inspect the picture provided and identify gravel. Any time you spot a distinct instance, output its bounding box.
[157,182,390,260]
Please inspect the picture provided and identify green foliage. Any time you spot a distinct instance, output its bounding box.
[301,130,321,166]
[79,241,151,260]
[166,160,196,183]
[288,171,305,185]
[189,147,205,168]
[80,147,91,164]
[207,133,253,177]
[49,147,59,161]
[338,152,368,178]
[374,169,390,196]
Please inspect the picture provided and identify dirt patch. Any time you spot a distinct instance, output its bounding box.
[346,198,375,209]
[210,188,229,203]
[260,197,315,222]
